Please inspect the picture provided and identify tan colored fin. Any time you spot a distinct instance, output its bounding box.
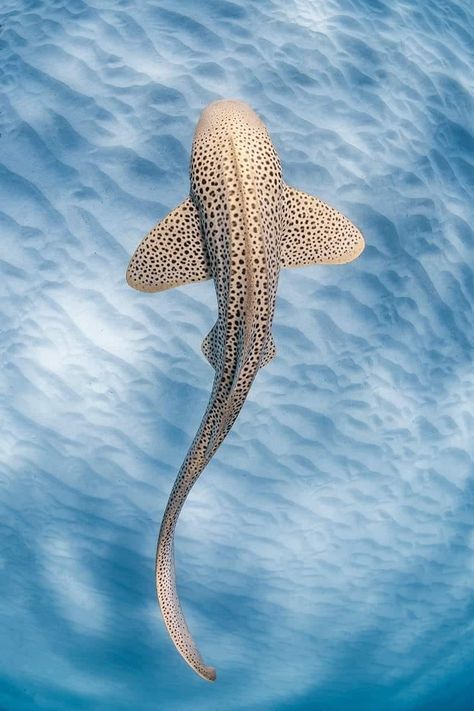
[261,335,276,367]
[281,185,365,268]
[201,323,220,370]
[126,198,212,292]
[203,328,276,370]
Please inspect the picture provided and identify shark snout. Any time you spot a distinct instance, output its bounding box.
[196,99,262,134]
[209,98,251,111]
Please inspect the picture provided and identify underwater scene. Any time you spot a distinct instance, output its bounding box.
[1,0,473,709]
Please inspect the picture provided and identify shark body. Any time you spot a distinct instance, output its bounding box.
[126,99,365,681]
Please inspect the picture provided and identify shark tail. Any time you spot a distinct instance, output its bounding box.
[155,382,226,682]
[155,359,262,681]
[156,484,217,681]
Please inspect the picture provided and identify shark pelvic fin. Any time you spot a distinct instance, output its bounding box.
[203,328,276,370]
[201,323,220,370]
[281,185,365,268]
[126,198,212,292]
[261,334,276,367]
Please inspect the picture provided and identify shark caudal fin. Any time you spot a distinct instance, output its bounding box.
[126,198,212,292]
[156,530,217,682]
[281,185,365,268]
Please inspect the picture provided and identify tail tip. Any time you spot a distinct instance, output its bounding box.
[201,665,217,682]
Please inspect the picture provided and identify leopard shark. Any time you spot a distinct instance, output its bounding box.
[126,99,365,681]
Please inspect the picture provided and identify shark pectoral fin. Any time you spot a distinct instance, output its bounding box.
[261,334,276,367]
[126,198,212,292]
[201,323,220,370]
[280,185,365,268]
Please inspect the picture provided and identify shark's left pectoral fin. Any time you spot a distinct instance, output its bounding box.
[280,185,365,268]
[126,198,212,292]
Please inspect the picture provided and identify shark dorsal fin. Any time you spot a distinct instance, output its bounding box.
[126,198,212,292]
[281,185,365,267]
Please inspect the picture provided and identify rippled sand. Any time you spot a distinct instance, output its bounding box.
[1,0,473,709]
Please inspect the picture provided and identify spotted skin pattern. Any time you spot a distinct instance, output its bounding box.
[126,100,365,682]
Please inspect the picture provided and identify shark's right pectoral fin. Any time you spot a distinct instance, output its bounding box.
[280,185,365,268]
[126,198,212,292]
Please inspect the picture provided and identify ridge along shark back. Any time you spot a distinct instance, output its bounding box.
[126,99,365,681]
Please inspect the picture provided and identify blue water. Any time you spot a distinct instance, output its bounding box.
[1,0,473,709]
